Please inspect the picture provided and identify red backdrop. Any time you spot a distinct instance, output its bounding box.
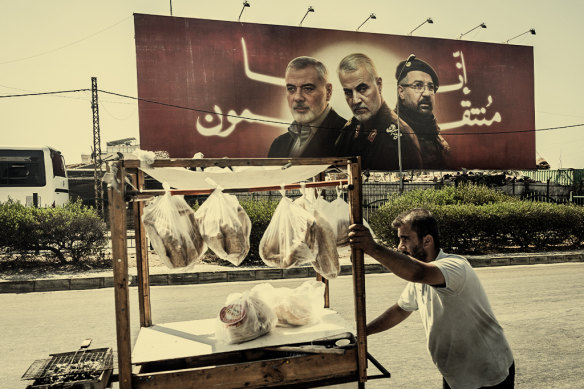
[134,14,535,170]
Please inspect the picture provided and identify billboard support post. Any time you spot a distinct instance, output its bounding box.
[396,55,416,193]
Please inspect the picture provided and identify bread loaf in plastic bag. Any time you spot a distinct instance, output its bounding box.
[300,194,340,279]
[143,191,206,269]
[294,186,317,210]
[215,290,277,344]
[252,281,326,327]
[195,188,251,266]
[330,189,373,246]
[259,194,317,268]
[311,207,340,279]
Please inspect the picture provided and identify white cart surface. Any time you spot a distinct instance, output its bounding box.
[132,309,354,364]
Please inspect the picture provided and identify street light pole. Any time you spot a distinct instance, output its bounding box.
[356,13,376,31]
[504,28,536,44]
[459,22,487,39]
[408,17,433,36]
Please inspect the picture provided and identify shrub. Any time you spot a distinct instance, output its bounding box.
[0,199,108,263]
[187,197,278,266]
[369,184,584,254]
[0,200,32,250]
[240,198,279,266]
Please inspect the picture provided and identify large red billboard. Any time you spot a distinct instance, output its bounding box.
[134,13,535,170]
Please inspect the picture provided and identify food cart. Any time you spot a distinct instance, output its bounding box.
[108,156,390,388]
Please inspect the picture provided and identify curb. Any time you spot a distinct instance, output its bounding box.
[1,253,583,294]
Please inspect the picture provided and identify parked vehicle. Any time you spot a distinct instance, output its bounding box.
[0,145,69,207]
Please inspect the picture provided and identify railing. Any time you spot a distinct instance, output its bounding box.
[104,178,584,250]
[570,192,584,206]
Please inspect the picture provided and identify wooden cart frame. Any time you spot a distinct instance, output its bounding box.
[108,157,389,388]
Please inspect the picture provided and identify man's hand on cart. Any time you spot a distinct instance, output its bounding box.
[348,224,377,255]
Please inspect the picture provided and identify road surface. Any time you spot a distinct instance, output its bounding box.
[1,263,582,388]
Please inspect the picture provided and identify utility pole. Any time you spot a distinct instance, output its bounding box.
[91,77,104,217]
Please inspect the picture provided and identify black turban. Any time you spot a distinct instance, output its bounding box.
[395,58,439,88]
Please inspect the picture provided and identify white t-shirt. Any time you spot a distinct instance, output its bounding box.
[397,250,514,389]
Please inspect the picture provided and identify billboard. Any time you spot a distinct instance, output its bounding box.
[134,13,535,170]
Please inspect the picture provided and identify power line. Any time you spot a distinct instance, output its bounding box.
[0,89,90,98]
[100,101,137,121]
[98,89,584,136]
[0,16,131,65]
[442,123,583,135]
[0,84,91,101]
[2,87,583,136]
[99,89,291,127]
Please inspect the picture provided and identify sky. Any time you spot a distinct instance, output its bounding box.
[1,0,583,169]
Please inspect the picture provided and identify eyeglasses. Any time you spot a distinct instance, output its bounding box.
[400,82,437,94]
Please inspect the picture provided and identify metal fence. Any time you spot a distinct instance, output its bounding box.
[111,179,584,250]
[244,180,584,219]
[119,179,584,224]
[516,169,584,186]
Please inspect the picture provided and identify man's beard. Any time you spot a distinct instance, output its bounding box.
[352,104,372,122]
[415,97,433,116]
[402,242,426,261]
[292,103,325,124]
[292,111,315,124]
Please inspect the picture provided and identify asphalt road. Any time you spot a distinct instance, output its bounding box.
[2,262,583,388]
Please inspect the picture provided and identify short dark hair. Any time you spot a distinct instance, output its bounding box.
[392,208,441,250]
[337,53,379,82]
[286,56,328,84]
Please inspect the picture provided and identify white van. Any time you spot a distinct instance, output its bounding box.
[0,146,69,207]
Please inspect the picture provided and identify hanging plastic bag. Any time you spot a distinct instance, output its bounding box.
[331,187,373,246]
[313,195,338,239]
[194,186,251,266]
[259,189,317,268]
[294,185,317,210]
[311,207,340,279]
[252,281,326,327]
[215,290,277,344]
[143,184,207,269]
[299,189,340,279]
[331,188,351,246]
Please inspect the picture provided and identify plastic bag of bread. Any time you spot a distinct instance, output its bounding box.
[294,185,317,210]
[313,195,336,227]
[259,191,317,268]
[330,188,373,246]
[215,290,277,344]
[143,187,207,269]
[311,208,340,279]
[252,281,326,327]
[331,189,351,246]
[297,192,340,279]
[195,187,251,266]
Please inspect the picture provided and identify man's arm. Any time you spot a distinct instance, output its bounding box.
[367,303,412,335]
[348,224,445,285]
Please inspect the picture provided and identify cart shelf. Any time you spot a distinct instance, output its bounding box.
[108,157,387,388]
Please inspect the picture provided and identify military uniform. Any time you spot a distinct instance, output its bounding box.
[335,102,422,171]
